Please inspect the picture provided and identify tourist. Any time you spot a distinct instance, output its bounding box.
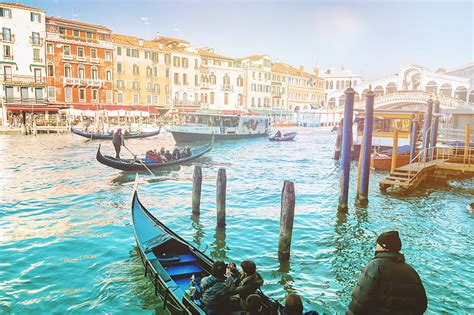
[346,231,427,315]
[228,260,264,309]
[172,148,180,160]
[112,128,125,159]
[186,147,192,157]
[233,294,263,315]
[279,293,318,315]
[200,261,230,314]
[164,150,172,161]
[275,130,282,138]
[160,147,166,155]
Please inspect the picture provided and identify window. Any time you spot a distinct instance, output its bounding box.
[48,87,56,101]
[78,65,85,79]
[3,45,12,58]
[30,12,41,23]
[117,62,122,73]
[174,73,180,84]
[224,93,228,105]
[3,65,11,81]
[165,68,170,78]
[153,95,159,104]
[147,94,152,105]
[21,87,29,101]
[2,28,11,42]
[73,29,79,37]
[132,49,139,58]
[79,89,86,102]
[238,94,243,106]
[117,47,122,56]
[173,56,180,67]
[132,81,140,91]
[47,63,54,77]
[0,8,12,18]
[91,67,98,79]
[147,82,153,91]
[165,54,171,64]
[5,87,13,101]
[133,64,139,75]
[116,80,124,89]
[46,43,53,54]
[92,90,98,103]
[251,97,255,107]
[106,69,112,81]
[183,73,188,85]
[126,48,131,57]
[117,93,124,104]
[194,59,199,69]
[34,69,42,82]
[59,27,65,35]
[90,49,97,59]
[77,47,84,57]
[133,94,139,104]
[237,76,243,87]
[64,64,72,77]
[210,92,215,105]
[65,88,72,102]
[87,32,92,39]
[195,75,199,86]
[146,66,152,77]
[33,48,41,61]
[153,66,158,77]
[183,92,187,101]
[145,51,150,59]
[154,84,160,94]
[106,90,112,104]
[63,45,71,56]
[152,52,158,62]
[182,58,188,68]
[105,51,111,61]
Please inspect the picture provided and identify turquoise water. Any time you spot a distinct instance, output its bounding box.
[0,129,473,314]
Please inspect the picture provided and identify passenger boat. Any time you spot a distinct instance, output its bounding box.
[269,132,297,142]
[131,189,282,314]
[72,126,161,140]
[96,142,212,171]
[169,112,270,142]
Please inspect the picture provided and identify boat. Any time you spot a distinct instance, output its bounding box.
[96,142,212,172]
[72,126,161,140]
[131,189,282,314]
[269,132,297,141]
[272,121,297,128]
[169,112,270,142]
[371,145,412,170]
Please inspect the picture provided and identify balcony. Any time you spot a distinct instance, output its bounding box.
[1,74,45,86]
[29,37,44,47]
[0,33,15,44]
[90,57,100,64]
[272,91,283,98]
[62,77,104,88]
[62,54,73,61]
[77,55,86,62]
[47,33,113,49]
[3,54,13,60]
[33,57,43,63]
[3,97,46,105]
[221,84,234,92]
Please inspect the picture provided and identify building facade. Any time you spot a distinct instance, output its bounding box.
[45,17,114,110]
[198,48,244,110]
[444,62,474,102]
[270,69,288,111]
[240,55,272,109]
[112,34,171,110]
[0,3,46,126]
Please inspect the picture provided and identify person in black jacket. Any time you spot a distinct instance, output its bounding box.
[112,128,124,158]
[347,231,428,315]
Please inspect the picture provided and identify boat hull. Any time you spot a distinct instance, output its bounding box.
[269,132,297,141]
[96,143,212,171]
[171,131,267,143]
[372,153,411,170]
[72,127,161,140]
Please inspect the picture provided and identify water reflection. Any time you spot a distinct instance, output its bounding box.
[277,259,295,293]
[191,214,204,247]
[210,227,228,261]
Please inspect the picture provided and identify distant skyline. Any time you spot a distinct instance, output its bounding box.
[5,0,473,80]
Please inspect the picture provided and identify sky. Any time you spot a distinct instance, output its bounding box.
[7,0,474,80]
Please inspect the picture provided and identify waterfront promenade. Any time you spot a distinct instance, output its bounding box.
[0,129,472,313]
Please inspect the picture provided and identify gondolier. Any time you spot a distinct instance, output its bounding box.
[112,128,125,158]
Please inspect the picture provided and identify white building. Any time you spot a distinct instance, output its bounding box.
[240,55,273,109]
[0,3,46,126]
[198,48,244,110]
[270,68,288,111]
[444,62,474,102]
[321,65,363,94]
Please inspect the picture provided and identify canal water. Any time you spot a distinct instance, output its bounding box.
[0,129,472,314]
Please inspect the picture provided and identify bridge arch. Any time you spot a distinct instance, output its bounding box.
[374,85,384,96]
[440,83,452,97]
[339,94,346,107]
[425,81,437,94]
[386,82,397,94]
[454,86,467,101]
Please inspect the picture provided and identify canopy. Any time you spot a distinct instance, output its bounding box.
[6,105,59,112]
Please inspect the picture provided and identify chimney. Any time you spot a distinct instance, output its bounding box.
[138,39,144,46]
[299,65,304,71]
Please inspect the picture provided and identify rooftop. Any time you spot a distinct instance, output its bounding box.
[322,65,362,78]
[46,16,111,32]
[112,33,172,51]
[198,49,234,61]
[272,62,313,78]
[0,2,44,12]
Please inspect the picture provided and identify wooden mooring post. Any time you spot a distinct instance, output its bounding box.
[216,168,227,227]
[429,100,440,161]
[390,128,399,173]
[192,166,202,215]
[465,124,471,163]
[421,99,433,162]
[278,180,295,261]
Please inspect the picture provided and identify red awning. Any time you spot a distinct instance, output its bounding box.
[6,106,59,112]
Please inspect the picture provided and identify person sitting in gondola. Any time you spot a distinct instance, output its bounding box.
[160,147,166,155]
[186,147,192,157]
[228,261,264,310]
[275,130,282,138]
[200,261,231,314]
[164,150,172,161]
[172,148,181,160]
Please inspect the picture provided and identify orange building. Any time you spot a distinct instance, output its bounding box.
[45,17,114,109]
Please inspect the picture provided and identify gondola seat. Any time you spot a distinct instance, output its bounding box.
[165,264,203,277]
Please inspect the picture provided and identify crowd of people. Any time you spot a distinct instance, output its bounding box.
[191,231,427,315]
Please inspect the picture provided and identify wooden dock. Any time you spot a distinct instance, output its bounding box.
[380,147,474,191]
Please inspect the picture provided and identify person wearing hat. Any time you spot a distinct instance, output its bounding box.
[346,231,427,315]
[112,128,125,159]
[200,261,231,314]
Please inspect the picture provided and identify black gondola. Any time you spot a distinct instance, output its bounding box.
[96,143,212,171]
[131,189,281,314]
[72,126,161,140]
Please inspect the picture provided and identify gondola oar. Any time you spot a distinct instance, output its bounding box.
[123,145,156,177]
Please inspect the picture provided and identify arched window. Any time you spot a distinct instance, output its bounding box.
[106,68,112,82]
[183,92,187,101]
[336,81,340,89]
[64,64,72,78]
[146,66,152,77]
[78,65,85,79]
[329,81,333,89]
[91,66,98,80]
[153,66,158,77]
[47,62,54,77]
[224,93,229,105]
[133,64,139,76]
[174,92,179,100]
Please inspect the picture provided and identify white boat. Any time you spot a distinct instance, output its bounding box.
[168,112,270,142]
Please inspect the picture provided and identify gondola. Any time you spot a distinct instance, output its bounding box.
[72,126,161,140]
[269,131,297,142]
[96,142,212,171]
[131,189,282,314]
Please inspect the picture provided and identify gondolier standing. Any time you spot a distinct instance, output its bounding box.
[112,128,125,158]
